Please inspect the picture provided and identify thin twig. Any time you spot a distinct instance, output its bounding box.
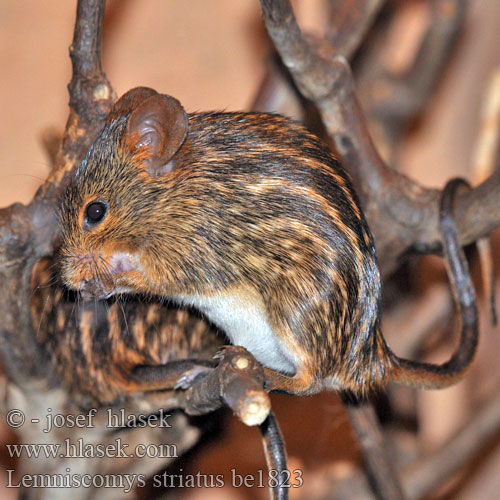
[345,400,406,500]
[260,410,289,500]
[326,0,386,59]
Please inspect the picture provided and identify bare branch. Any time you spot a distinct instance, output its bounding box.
[37,0,114,201]
[175,346,271,426]
[345,400,406,500]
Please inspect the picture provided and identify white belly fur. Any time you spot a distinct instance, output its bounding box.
[174,292,298,375]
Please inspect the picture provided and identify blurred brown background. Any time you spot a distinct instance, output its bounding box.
[1,1,499,499]
[1,0,499,208]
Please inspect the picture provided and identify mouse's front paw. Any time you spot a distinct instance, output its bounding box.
[175,365,213,389]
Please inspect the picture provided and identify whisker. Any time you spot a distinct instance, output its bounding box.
[93,295,99,334]
[36,292,53,340]
[69,290,79,326]
[116,294,130,338]
[3,173,47,182]
[32,275,61,292]
[98,255,116,292]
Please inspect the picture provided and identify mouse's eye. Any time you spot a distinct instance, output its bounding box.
[85,200,107,226]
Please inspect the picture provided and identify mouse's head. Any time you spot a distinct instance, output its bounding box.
[58,87,188,299]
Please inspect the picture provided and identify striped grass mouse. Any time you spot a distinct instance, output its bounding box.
[58,87,478,397]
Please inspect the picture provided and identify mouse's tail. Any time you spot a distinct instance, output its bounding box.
[389,178,480,390]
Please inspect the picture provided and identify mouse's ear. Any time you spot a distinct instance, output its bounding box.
[125,93,188,177]
[111,87,159,116]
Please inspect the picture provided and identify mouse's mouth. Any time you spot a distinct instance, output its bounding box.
[79,279,115,301]
[79,279,138,301]
[62,249,143,301]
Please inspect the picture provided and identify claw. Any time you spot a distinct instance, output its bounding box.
[175,365,213,389]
